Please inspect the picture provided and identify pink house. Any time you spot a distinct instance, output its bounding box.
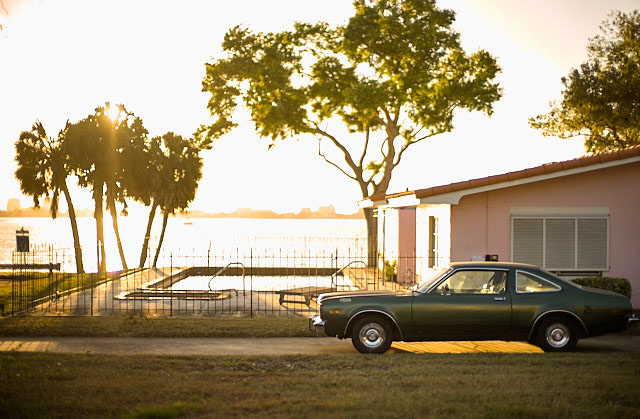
[362,145,640,308]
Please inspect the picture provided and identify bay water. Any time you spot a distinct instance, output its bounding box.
[0,216,367,272]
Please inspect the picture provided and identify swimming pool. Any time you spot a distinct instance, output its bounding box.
[170,274,358,292]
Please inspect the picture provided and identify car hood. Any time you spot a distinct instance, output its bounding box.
[318,289,412,304]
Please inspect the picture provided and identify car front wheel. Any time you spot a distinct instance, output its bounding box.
[537,316,578,352]
[351,316,393,354]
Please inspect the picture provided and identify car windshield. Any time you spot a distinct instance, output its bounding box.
[411,267,452,293]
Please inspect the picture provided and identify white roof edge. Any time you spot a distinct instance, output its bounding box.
[385,194,420,208]
[419,155,640,205]
[359,198,389,208]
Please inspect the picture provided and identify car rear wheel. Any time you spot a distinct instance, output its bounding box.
[351,316,393,354]
[537,316,578,352]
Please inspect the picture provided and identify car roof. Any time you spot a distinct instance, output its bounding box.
[449,261,539,270]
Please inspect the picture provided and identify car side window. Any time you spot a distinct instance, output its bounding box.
[516,271,560,293]
[434,270,507,295]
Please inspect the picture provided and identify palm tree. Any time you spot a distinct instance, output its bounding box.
[151,132,203,268]
[15,121,85,273]
[65,103,148,273]
[103,106,148,272]
[119,124,160,268]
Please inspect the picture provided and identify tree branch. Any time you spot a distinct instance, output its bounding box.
[380,136,388,159]
[308,120,361,177]
[393,128,443,168]
[358,126,371,169]
[317,137,357,181]
[405,125,424,142]
[393,105,401,125]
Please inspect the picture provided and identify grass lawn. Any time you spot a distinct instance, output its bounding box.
[0,316,315,338]
[1,352,639,418]
[0,272,121,315]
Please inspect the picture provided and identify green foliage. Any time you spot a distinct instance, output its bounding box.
[571,276,632,298]
[530,11,640,152]
[151,133,203,216]
[14,122,52,209]
[201,0,501,199]
[383,259,397,283]
[64,103,148,199]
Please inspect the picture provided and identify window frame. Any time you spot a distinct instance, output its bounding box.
[510,215,609,271]
[515,270,561,294]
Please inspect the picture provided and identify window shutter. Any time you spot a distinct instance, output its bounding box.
[513,219,543,266]
[545,219,576,269]
[577,219,608,269]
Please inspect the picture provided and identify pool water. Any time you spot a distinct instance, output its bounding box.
[170,275,357,292]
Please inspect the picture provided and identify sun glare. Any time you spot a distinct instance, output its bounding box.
[107,104,121,122]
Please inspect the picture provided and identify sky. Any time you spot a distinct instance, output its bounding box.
[0,0,638,215]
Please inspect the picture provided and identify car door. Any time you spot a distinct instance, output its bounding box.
[411,268,512,340]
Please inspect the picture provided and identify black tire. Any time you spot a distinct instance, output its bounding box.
[350,315,393,354]
[536,316,578,352]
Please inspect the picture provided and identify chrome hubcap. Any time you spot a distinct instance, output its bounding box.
[546,323,570,348]
[359,323,386,349]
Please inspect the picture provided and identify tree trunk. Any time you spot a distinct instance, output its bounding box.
[94,187,107,275]
[364,207,378,267]
[139,200,158,268]
[106,188,128,271]
[62,181,84,273]
[152,210,169,268]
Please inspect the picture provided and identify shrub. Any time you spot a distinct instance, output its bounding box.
[383,260,397,283]
[571,277,632,299]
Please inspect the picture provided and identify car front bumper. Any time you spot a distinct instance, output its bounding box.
[309,315,327,336]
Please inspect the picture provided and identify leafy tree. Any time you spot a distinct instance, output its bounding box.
[151,132,203,268]
[530,11,640,152]
[14,121,85,273]
[199,0,501,260]
[65,104,148,273]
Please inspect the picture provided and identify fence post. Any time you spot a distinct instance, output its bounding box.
[90,272,94,317]
[170,253,173,317]
[250,249,253,318]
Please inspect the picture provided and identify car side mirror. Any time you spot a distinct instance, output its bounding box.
[441,283,450,295]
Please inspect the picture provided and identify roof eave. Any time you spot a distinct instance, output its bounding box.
[417,155,640,205]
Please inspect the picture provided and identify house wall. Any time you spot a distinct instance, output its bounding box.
[398,208,416,284]
[378,208,399,260]
[450,162,640,307]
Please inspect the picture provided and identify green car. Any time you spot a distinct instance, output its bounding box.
[310,262,637,353]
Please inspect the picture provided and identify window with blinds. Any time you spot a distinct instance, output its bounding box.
[512,217,608,270]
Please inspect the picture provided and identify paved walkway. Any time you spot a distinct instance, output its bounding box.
[0,335,638,355]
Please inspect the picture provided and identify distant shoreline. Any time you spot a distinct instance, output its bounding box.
[0,207,364,220]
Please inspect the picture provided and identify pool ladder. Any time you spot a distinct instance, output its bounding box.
[208,262,246,295]
[332,260,370,291]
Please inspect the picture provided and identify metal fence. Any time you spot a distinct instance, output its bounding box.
[3,243,442,317]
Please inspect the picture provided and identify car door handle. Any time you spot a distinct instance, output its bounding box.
[494,296,506,301]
